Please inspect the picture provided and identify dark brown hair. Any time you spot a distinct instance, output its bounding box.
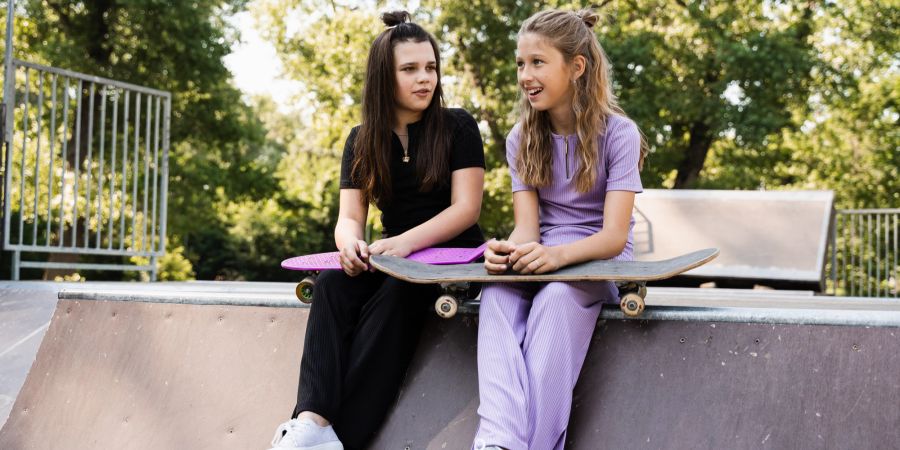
[352,10,451,205]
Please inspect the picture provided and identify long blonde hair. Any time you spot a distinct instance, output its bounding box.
[516,8,647,192]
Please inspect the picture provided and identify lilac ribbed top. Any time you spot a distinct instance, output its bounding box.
[507,114,643,259]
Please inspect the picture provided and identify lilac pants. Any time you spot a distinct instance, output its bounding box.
[473,279,613,450]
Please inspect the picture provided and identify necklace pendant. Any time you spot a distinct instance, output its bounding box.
[402,156,410,163]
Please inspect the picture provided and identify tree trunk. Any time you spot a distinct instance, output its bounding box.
[673,121,713,189]
[456,40,507,162]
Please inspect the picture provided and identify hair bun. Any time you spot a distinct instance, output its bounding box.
[576,8,599,29]
[382,10,411,27]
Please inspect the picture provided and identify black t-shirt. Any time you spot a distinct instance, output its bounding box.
[339,108,485,248]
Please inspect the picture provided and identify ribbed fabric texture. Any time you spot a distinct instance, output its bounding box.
[294,270,438,450]
[474,116,643,449]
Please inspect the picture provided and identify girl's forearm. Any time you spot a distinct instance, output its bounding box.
[397,200,481,251]
[334,217,366,250]
[553,190,635,266]
[555,228,628,267]
[507,226,541,246]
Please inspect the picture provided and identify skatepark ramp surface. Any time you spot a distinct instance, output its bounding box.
[634,190,834,290]
[1,282,899,449]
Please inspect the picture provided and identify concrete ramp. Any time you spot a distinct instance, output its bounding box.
[633,190,834,290]
[374,308,900,449]
[0,297,307,450]
[2,286,900,449]
[0,283,60,424]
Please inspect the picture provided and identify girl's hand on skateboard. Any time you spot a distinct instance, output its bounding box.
[510,242,564,274]
[484,239,516,274]
[340,240,370,276]
[368,237,413,258]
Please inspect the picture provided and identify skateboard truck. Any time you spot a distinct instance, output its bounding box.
[433,281,650,320]
[290,273,470,313]
[294,276,473,319]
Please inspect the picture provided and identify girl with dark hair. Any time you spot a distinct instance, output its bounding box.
[473,7,647,450]
[269,10,485,450]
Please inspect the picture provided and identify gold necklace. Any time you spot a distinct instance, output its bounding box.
[396,133,410,162]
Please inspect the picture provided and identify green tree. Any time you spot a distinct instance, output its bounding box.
[775,0,898,209]
[430,1,822,189]
[208,96,342,280]
[607,1,819,188]
[695,0,898,209]
[255,1,383,152]
[253,1,390,243]
[431,0,542,166]
[9,0,275,279]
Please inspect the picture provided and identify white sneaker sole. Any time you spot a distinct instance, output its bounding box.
[298,442,343,450]
[269,442,343,450]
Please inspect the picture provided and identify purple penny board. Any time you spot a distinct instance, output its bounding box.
[281,242,488,271]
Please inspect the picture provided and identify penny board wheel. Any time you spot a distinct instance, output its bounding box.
[435,294,459,319]
[296,276,316,304]
[620,292,645,317]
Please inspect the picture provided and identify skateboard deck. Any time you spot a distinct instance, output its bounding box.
[370,248,719,318]
[281,242,489,271]
[369,248,719,283]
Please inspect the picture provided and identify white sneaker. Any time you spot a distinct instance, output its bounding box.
[269,418,344,450]
[473,438,506,450]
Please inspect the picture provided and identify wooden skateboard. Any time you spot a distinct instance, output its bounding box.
[281,243,489,303]
[370,248,719,318]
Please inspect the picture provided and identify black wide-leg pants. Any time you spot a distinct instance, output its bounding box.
[292,269,439,449]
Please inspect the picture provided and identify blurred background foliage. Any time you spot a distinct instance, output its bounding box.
[1,0,896,280]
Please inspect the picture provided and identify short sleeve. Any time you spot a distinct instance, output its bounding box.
[506,124,534,192]
[605,118,643,193]
[448,109,486,171]
[339,127,360,189]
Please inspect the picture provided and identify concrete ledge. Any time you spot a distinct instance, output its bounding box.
[2,282,899,449]
[58,285,900,328]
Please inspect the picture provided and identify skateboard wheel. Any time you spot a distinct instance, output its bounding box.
[620,292,645,317]
[296,276,316,304]
[435,294,458,319]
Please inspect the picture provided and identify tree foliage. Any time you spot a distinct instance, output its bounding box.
[6,0,273,279]
[430,0,823,189]
[4,0,894,281]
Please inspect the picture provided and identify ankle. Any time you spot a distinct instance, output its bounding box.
[297,411,330,427]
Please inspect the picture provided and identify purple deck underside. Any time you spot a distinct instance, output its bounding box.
[281,242,488,271]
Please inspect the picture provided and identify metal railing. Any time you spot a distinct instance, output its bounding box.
[2,58,170,280]
[631,205,653,254]
[828,209,899,298]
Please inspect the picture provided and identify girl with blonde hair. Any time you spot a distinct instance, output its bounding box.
[474,7,646,449]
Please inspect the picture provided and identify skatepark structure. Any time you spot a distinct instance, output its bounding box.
[1,281,900,449]
[0,0,896,443]
[633,190,834,290]
[3,188,898,449]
